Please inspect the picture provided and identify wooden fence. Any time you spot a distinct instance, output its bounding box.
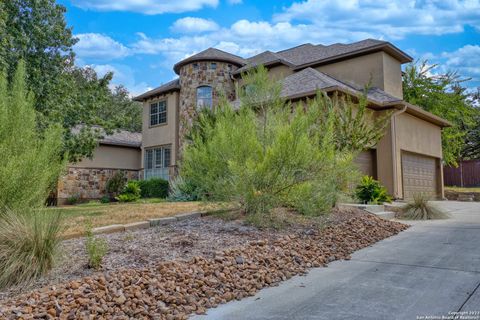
[444,159,480,187]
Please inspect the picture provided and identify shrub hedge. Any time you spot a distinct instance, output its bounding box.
[137,178,169,198]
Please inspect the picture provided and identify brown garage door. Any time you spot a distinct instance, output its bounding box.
[354,150,376,178]
[402,152,439,199]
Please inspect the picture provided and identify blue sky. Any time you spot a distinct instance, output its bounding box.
[58,0,480,96]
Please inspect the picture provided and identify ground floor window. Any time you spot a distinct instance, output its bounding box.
[144,146,171,180]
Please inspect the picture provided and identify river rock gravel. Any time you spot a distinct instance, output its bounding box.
[0,210,407,319]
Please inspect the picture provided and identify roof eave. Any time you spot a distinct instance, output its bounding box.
[99,141,142,149]
[401,102,452,127]
[133,87,180,102]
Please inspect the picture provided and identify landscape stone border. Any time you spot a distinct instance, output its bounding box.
[62,210,211,240]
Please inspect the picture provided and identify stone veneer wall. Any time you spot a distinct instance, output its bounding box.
[57,167,139,204]
[178,61,239,149]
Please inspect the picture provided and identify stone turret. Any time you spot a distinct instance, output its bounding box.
[173,48,245,145]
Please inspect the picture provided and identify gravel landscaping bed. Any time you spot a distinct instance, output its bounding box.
[0,209,408,319]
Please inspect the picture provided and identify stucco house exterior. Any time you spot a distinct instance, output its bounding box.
[133,39,450,200]
[56,130,142,204]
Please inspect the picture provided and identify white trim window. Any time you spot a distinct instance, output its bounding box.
[150,101,167,126]
[196,86,213,109]
[144,146,171,180]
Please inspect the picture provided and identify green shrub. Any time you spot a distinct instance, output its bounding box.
[85,226,108,269]
[0,209,63,288]
[137,178,169,198]
[400,193,448,220]
[100,195,110,204]
[66,194,79,205]
[168,176,200,201]
[180,87,355,217]
[116,181,141,202]
[105,171,126,197]
[355,176,392,204]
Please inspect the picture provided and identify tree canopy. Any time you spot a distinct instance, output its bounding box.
[403,61,480,166]
[0,0,141,162]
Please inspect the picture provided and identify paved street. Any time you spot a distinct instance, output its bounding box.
[195,201,480,320]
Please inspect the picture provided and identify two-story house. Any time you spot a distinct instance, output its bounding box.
[56,38,450,204]
[133,39,450,200]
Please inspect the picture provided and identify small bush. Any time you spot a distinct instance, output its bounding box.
[66,194,80,205]
[100,195,110,203]
[168,176,199,202]
[116,181,141,202]
[355,176,392,204]
[85,226,108,270]
[0,209,63,288]
[137,178,169,198]
[106,171,126,197]
[400,193,448,220]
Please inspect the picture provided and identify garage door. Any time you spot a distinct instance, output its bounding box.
[402,152,439,199]
[354,150,376,178]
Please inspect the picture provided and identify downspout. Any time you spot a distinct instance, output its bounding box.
[391,104,408,199]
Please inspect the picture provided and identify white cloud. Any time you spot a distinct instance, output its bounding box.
[442,45,480,78]
[227,0,242,4]
[74,33,130,60]
[416,45,480,88]
[71,0,218,15]
[273,0,480,39]
[130,19,372,64]
[171,17,219,33]
[90,64,151,96]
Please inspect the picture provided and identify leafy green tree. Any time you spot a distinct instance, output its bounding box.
[0,1,141,162]
[0,61,65,211]
[462,89,480,159]
[403,61,479,166]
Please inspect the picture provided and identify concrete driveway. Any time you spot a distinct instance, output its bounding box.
[194,201,480,320]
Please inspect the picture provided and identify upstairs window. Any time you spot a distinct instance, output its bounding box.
[196,86,213,109]
[150,100,167,126]
[210,62,217,70]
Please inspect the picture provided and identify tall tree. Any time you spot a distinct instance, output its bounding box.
[403,61,479,166]
[462,89,480,159]
[0,0,141,162]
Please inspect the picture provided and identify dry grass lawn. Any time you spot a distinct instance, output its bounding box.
[446,186,480,193]
[48,200,214,237]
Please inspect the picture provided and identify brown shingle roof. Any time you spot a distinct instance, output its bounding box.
[234,39,412,75]
[72,126,142,148]
[173,48,246,74]
[100,130,142,148]
[133,79,180,102]
[280,67,402,106]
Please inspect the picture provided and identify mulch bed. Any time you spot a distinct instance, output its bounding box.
[0,209,408,319]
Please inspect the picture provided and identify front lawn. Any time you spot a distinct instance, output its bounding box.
[49,200,208,236]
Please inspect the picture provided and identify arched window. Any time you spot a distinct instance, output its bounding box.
[197,86,213,109]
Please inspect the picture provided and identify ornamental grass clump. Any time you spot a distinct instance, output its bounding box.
[0,61,66,288]
[85,225,108,270]
[0,209,63,288]
[400,193,448,220]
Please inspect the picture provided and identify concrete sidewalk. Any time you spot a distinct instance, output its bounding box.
[194,201,480,320]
